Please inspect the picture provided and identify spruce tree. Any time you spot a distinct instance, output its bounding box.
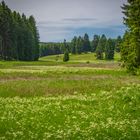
[91,35,100,52]
[76,36,83,54]
[96,34,107,59]
[115,36,122,52]
[83,33,91,53]
[105,38,115,60]
[71,36,77,54]
[121,0,140,72]
[63,39,69,62]
[63,50,69,62]
[0,1,12,60]
[29,16,40,61]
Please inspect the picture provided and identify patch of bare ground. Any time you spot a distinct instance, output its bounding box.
[119,76,140,85]
[0,77,47,83]
[60,75,112,80]
[0,75,112,83]
[0,74,139,85]
[66,62,121,69]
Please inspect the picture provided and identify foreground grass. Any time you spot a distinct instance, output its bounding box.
[0,84,140,140]
[0,53,140,139]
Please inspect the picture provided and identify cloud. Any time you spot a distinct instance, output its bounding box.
[38,24,126,42]
[63,18,97,22]
[37,18,126,42]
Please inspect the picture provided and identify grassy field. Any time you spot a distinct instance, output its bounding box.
[0,53,140,139]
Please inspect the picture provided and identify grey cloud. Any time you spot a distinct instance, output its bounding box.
[2,0,127,42]
[63,18,97,22]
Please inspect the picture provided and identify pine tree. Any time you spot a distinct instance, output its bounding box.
[0,1,12,60]
[115,36,122,52]
[76,36,83,54]
[11,11,18,60]
[29,16,40,61]
[71,36,77,54]
[96,34,107,59]
[121,31,138,71]
[83,33,91,53]
[105,38,115,60]
[91,35,100,52]
[0,35,2,59]
[63,39,69,62]
[121,0,140,72]
[63,50,69,62]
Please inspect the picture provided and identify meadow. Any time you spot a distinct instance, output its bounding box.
[0,53,140,140]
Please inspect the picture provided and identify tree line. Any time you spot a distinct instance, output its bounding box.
[40,34,122,60]
[39,42,64,56]
[0,1,39,61]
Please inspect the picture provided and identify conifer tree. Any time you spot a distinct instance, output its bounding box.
[105,38,115,60]
[96,34,107,59]
[0,1,12,60]
[76,36,83,54]
[91,35,100,52]
[71,36,77,54]
[83,33,91,53]
[115,36,122,52]
[63,50,69,62]
[29,16,40,61]
[121,0,140,72]
[63,39,69,62]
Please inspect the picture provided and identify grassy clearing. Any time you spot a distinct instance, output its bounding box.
[0,53,140,139]
[40,52,121,62]
[0,53,120,69]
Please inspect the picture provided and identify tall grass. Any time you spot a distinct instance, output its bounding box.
[0,84,139,139]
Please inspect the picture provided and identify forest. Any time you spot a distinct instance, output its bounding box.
[40,34,122,60]
[0,1,39,61]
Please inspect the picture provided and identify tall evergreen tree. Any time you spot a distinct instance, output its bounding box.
[83,33,91,53]
[121,32,131,66]
[105,38,115,60]
[63,50,69,62]
[96,34,107,59]
[11,11,19,60]
[76,36,83,54]
[16,13,25,60]
[121,0,140,72]
[0,1,12,60]
[91,35,100,52]
[63,39,69,62]
[29,16,40,60]
[71,36,77,54]
[115,36,122,52]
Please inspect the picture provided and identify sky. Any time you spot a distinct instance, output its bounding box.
[2,0,127,42]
